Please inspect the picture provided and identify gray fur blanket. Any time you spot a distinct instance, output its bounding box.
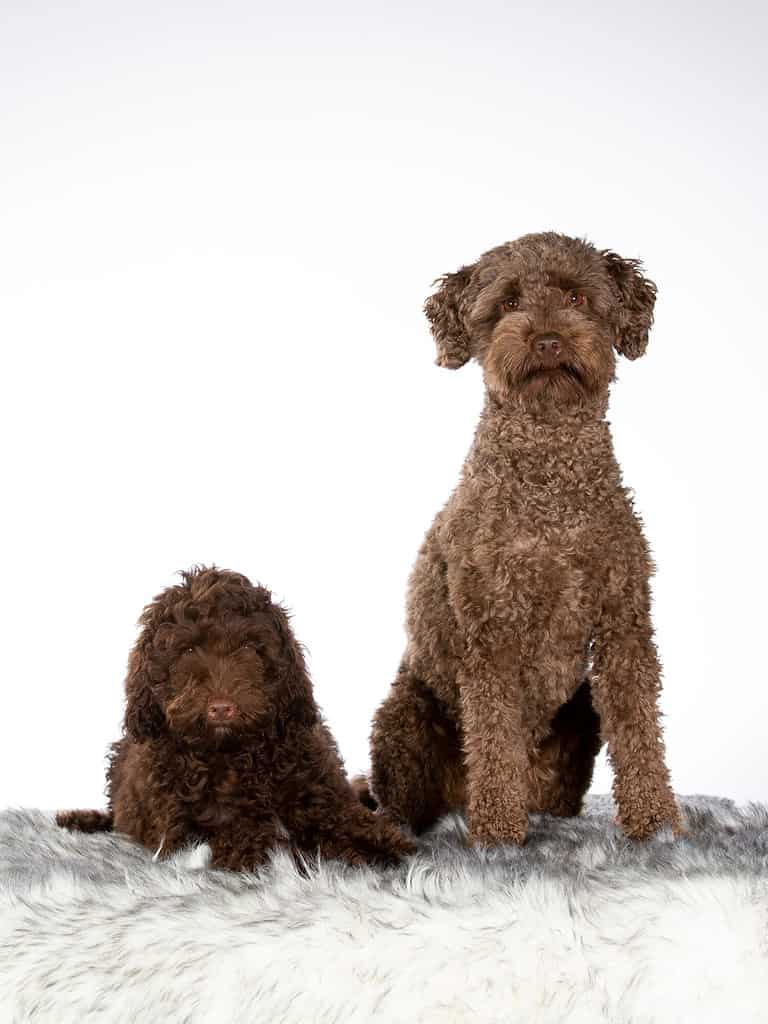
[1,796,767,1023]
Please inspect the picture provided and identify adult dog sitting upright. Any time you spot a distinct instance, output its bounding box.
[58,566,413,869]
[368,232,681,845]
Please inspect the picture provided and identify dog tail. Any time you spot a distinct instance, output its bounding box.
[56,809,114,833]
[350,774,379,812]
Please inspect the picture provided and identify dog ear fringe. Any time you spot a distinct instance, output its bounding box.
[601,250,657,360]
[267,601,317,727]
[424,265,475,369]
[124,648,166,740]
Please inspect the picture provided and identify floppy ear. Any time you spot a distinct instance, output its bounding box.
[267,601,317,726]
[601,251,657,360]
[123,598,170,742]
[424,265,475,369]
[123,645,165,740]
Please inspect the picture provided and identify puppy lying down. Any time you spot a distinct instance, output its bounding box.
[58,566,413,870]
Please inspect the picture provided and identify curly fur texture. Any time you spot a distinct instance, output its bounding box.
[57,566,413,870]
[368,232,680,845]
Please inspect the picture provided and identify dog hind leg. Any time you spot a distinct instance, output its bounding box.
[369,664,464,834]
[528,681,602,817]
[55,809,114,832]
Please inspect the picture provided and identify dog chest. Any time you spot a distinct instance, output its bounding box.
[176,757,267,831]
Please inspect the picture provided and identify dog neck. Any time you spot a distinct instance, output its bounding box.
[461,393,623,520]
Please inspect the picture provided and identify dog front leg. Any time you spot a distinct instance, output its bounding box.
[460,648,530,846]
[591,592,681,839]
[112,789,189,859]
[208,818,287,872]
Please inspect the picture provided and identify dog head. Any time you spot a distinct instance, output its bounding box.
[123,566,313,746]
[424,233,656,409]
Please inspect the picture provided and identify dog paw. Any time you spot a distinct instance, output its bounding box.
[357,825,417,866]
[617,799,684,840]
[467,792,528,847]
[315,814,416,868]
[467,811,528,847]
[468,826,527,847]
[209,846,273,872]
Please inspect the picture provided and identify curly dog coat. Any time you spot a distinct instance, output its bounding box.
[58,567,413,869]
[368,232,681,845]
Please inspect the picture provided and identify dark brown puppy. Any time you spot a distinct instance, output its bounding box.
[58,567,413,870]
[367,232,681,845]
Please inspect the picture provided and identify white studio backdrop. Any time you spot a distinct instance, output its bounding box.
[1,0,766,811]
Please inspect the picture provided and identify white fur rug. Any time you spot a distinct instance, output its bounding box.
[1,796,767,1023]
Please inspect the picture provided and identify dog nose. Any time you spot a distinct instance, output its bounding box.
[207,700,237,722]
[533,333,564,357]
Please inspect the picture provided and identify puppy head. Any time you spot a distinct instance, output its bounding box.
[124,566,312,746]
[425,232,656,409]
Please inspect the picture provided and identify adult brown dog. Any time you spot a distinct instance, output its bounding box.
[367,232,681,845]
[58,566,413,869]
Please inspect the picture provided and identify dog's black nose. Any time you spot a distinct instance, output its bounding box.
[533,333,564,357]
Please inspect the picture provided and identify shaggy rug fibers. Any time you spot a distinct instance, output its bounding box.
[1,796,767,1023]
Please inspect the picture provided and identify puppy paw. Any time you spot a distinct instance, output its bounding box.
[324,818,416,867]
[55,809,113,833]
[209,845,273,872]
[356,825,417,866]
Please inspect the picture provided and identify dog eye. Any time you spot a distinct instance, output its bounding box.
[568,290,586,307]
[240,641,258,651]
[501,296,520,312]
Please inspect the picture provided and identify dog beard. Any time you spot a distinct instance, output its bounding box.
[165,688,268,749]
[484,329,612,407]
